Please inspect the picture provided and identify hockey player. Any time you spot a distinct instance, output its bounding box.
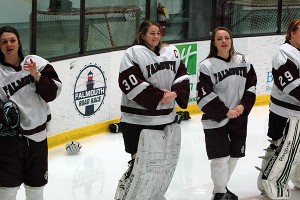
[115,20,190,200]
[197,27,257,200]
[0,26,62,200]
[257,19,300,199]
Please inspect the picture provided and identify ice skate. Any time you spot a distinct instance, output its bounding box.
[114,157,135,200]
[212,193,227,200]
[226,188,238,200]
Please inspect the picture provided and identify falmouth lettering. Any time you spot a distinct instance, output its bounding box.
[2,75,34,99]
[146,61,176,78]
[214,67,247,84]
[75,87,106,100]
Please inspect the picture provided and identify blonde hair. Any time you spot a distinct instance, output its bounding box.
[285,19,300,43]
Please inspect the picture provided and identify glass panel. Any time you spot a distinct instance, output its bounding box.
[223,0,279,35]
[84,0,143,51]
[281,0,300,33]
[156,0,188,40]
[188,0,213,39]
[0,0,31,55]
[36,0,80,59]
[149,0,213,41]
[5,0,300,61]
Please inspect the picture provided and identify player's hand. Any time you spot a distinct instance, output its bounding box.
[226,109,239,119]
[24,58,40,81]
[160,90,177,104]
[234,105,244,115]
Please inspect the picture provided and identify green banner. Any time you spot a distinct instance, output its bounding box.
[176,43,197,75]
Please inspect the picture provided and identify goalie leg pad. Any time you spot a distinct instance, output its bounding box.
[258,117,300,199]
[115,123,181,200]
[290,160,300,189]
[257,146,275,192]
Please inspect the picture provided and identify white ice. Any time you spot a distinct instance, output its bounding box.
[16,105,300,199]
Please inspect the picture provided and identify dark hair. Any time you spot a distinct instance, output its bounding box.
[0,26,24,63]
[133,20,162,53]
[206,26,235,59]
[285,19,300,43]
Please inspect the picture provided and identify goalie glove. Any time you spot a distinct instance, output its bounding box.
[0,101,22,137]
[65,141,82,155]
[3,101,20,130]
[109,123,120,133]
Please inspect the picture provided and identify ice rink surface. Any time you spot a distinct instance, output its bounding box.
[16,105,300,199]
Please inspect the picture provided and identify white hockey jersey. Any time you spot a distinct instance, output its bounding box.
[0,55,62,141]
[197,54,257,129]
[270,43,300,118]
[119,45,190,126]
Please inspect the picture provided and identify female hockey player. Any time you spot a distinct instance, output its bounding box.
[115,20,190,199]
[0,26,62,200]
[196,26,257,200]
[256,19,300,199]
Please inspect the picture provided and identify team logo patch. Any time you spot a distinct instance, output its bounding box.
[73,64,107,117]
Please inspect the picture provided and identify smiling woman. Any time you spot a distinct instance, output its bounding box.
[115,19,190,199]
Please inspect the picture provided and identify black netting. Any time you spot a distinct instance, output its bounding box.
[223,0,300,35]
[36,6,141,58]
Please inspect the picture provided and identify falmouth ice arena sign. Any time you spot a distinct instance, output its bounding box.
[73,63,107,117]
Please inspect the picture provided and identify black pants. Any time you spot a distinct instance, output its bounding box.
[204,115,248,159]
[267,111,288,141]
[120,122,171,155]
[0,137,48,187]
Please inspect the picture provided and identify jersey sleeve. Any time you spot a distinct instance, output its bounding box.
[118,49,164,111]
[24,55,62,103]
[196,62,229,122]
[272,50,300,101]
[240,64,257,114]
[171,60,190,109]
[36,64,62,102]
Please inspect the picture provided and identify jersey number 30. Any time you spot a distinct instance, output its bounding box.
[122,74,138,91]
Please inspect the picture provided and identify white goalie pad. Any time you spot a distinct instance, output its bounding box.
[290,161,300,189]
[257,117,300,199]
[115,123,181,200]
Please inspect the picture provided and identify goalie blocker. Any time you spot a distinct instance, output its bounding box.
[114,123,181,200]
[257,116,300,199]
[0,101,22,138]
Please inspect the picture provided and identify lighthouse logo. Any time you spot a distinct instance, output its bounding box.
[73,64,107,117]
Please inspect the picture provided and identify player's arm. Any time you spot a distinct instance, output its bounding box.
[196,64,229,122]
[35,63,62,102]
[171,60,190,109]
[119,51,164,111]
[240,64,257,115]
[273,58,300,101]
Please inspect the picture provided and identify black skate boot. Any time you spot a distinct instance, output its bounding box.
[213,193,227,200]
[226,188,238,200]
